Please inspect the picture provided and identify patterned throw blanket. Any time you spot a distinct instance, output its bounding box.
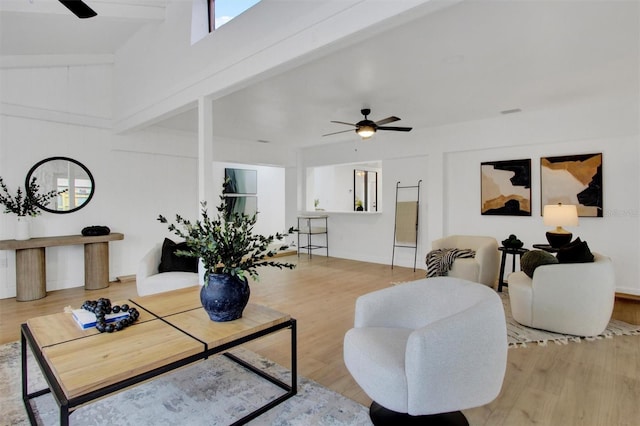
[425,248,476,278]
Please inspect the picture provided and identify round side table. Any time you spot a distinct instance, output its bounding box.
[498,246,529,292]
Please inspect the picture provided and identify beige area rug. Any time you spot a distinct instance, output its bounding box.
[391,281,640,348]
[500,291,640,347]
[0,342,370,426]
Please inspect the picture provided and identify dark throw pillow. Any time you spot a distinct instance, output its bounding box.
[158,238,198,273]
[520,249,559,278]
[556,238,595,263]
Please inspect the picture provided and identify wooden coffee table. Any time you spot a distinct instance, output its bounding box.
[21,286,297,426]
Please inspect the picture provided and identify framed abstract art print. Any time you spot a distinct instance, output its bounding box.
[481,159,531,216]
[540,153,602,217]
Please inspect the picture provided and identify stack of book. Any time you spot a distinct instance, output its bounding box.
[72,309,130,330]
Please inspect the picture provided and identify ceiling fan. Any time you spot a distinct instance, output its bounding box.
[323,108,413,139]
[58,0,97,18]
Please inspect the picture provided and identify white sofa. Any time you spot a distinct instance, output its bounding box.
[431,235,500,287]
[344,277,507,423]
[508,253,615,337]
[136,243,200,297]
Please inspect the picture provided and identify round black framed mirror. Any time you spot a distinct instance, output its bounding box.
[25,157,95,214]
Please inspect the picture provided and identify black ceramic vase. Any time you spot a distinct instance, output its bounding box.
[200,273,250,322]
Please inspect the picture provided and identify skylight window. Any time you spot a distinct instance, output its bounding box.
[192,0,261,44]
[210,0,261,31]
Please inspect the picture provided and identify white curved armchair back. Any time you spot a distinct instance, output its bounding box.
[354,277,498,329]
[136,243,162,286]
[531,253,614,335]
[135,243,200,296]
[431,235,499,287]
[509,253,615,336]
[345,277,507,416]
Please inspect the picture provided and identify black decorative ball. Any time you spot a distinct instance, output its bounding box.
[81,297,139,333]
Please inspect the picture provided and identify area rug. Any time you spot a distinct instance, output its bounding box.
[500,291,640,347]
[0,342,370,426]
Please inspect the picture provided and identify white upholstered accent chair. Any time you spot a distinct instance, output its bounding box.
[431,235,500,287]
[508,253,615,337]
[344,277,507,425]
[136,243,200,296]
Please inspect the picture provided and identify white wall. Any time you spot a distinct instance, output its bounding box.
[319,155,427,267]
[212,162,286,237]
[309,164,353,212]
[443,135,638,293]
[0,120,200,298]
[0,64,289,299]
[300,94,640,295]
[301,137,431,268]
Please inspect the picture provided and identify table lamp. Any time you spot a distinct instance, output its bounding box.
[543,203,578,248]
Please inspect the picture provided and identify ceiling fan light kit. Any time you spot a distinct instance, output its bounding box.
[356,123,376,139]
[325,108,412,140]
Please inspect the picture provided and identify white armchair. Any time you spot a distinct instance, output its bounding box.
[136,243,200,296]
[508,253,615,336]
[431,235,500,287]
[344,277,507,424]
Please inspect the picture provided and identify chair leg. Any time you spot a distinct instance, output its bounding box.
[369,401,469,426]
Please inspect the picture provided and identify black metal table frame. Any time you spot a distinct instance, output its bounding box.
[21,318,297,426]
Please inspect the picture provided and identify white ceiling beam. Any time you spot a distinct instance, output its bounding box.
[0,54,114,69]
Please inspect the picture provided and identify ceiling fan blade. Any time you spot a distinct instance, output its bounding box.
[375,116,400,126]
[378,126,413,132]
[59,0,97,18]
[323,129,355,137]
[330,120,356,127]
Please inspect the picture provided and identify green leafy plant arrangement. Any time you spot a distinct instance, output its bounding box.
[158,193,296,283]
[0,176,65,217]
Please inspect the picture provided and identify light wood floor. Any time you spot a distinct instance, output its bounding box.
[2,256,639,425]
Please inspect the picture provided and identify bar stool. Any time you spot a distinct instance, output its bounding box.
[297,215,328,258]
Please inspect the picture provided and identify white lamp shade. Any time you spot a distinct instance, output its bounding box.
[543,204,578,227]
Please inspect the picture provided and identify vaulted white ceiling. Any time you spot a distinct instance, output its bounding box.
[1,0,638,148]
[142,0,640,147]
[0,0,166,57]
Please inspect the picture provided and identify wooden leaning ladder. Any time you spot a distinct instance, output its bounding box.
[391,180,422,272]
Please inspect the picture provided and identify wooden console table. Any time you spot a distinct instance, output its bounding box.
[0,233,124,301]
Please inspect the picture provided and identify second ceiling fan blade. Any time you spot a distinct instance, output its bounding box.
[375,116,400,126]
[59,0,97,18]
[330,120,357,127]
[378,126,413,132]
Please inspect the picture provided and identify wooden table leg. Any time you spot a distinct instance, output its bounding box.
[84,242,110,290]
[16,248,46,301]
